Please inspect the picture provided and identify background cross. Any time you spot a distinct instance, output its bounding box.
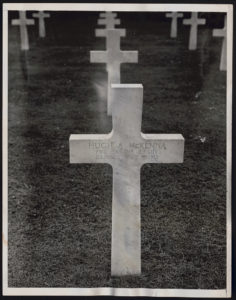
[183,12,206,50]
[90,29,138,115]
[32,11,50,38]
[213,15,227,71]
[98,12,120,29]
[11,11,35,50]
[165,11,184,38]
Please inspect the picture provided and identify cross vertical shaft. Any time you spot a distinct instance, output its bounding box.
[171,17,178,38]
[19,12,29,50]
[220,30,226,71]
[189,21,197,50]
[111,84,143,275]
[111,165,141,275]
[213,15,227,71]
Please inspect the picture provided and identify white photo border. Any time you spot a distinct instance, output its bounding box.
[2,3,233,297]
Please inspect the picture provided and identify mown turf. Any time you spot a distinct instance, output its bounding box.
[8,11,226,288]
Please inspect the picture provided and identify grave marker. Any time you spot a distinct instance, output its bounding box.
[165,12,183,38]
[70,84,185,276]
[32,11,50,38]
[98,12,120,29]
[183,12,206,50]
[213,15,227,71]
[95,28,126,72]
[11,11,35,51]
[90,30,138,115]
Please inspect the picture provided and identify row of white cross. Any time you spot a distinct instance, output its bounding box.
[11,11,50,50]
[166,11,227,70]
[11,10,226,277]
[11,11,226,70]
[69,11,184,276]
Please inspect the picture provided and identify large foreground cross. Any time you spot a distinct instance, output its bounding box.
[90,30,138,115]
[165,12,183,38]
[98,11,120,29]
[11,11,35,50]
[32,11,50,38]
[213,15,227,71]
[70,84,185,276]
[183,12,206,50]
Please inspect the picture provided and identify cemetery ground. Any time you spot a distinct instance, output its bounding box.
[8,12,226,288]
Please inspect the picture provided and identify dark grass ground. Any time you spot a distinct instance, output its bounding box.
[8,11,226,288]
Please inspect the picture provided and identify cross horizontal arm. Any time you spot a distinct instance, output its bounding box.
[95,28,126,37]
[183,19,192,25]
[90,51,108,63]
[11,19,21,25]
[166,12,174,18]
[213,29,225,37]
[166,12,183,18]
[198,19,206,25]
[140,133,184,164]
[69,133,112,164]
[26,19,35,25]
[183,18,205,26]
[98,18,120,25]
[32,12,50,18]
[11,18,35,25]
[122,51,138,63]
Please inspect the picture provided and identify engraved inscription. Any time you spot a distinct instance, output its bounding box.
[89,141,166,161]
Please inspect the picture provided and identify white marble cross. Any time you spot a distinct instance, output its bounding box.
[213,15,227,71]
[183,12,206,50]
[11,11,35,51]
[32,11,50,38]
[70,84,185,276]
[90,29,138,115]
[98,11,120,29]
[165,12,183,38]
